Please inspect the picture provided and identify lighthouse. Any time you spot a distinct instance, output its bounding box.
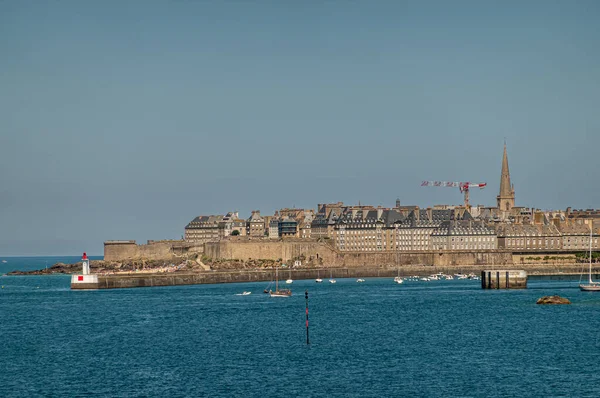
[82,252,90,275]
[71,252,99,289]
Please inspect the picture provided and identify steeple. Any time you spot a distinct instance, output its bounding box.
[497,143,515,211]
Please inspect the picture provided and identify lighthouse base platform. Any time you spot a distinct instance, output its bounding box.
[71,274,99,290]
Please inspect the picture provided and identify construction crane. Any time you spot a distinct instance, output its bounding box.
[421,181,487,208]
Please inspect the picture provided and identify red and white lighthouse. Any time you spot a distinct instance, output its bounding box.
[71,251,98,289]
[82,252,90,275]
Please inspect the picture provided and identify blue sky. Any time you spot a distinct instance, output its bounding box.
[1,1,599,255]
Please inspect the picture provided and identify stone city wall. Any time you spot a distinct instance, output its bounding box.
[204,240,514,267]
[104,240,203,261]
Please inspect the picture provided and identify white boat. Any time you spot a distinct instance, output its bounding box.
[329,269,336,284]
[270,266,292,297]
[580,227,600,291]
[236,291,252,296]
[394,269,404,284]
[356,278,365,283]
[420,277,430,282]
[285,279,293,284]
[1,260,7,263]
[315,278,323,283]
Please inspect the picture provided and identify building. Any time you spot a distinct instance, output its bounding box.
[269,212,280,239]
[185,215,224,243]
[332,207,404,252]
[218,212,239,239]
[560,224,599,250]
[393,208,472,251]
[497,143,516,213]
[279,217,298,237]
[496,224,562,251]
[247,210,266,237]
[311,202,344,239]
[299,211,315,239]
[431,220,497,251]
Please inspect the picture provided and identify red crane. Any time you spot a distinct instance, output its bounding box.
[421,181,487,208]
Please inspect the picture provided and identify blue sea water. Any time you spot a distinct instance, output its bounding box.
[2,261,600,397]
[0,256,103,275]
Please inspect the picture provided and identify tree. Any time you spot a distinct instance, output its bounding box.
[231,230,240,236]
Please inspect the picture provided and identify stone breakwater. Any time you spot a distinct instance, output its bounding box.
[69,264,591,290]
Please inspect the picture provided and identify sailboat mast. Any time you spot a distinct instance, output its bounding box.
[590,227,593,284]
[275,266,279,291]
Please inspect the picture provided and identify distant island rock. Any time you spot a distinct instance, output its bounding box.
[536,295,571,305]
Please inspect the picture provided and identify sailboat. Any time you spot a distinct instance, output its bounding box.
[394,268,404,284]
[263,271,273,294]
[270,266,292,297]
[579,227,600,291]
[315,270,322,283]
[329,269,336,284]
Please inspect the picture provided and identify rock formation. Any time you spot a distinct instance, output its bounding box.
[536,295,571,305]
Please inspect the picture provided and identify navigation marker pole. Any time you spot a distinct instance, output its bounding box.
[305,289,310,345]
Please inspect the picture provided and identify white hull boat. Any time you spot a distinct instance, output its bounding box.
[580,228,599,292]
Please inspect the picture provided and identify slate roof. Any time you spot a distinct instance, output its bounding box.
[186,215,224,228]
[432,220,496,236]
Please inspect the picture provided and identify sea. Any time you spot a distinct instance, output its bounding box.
[2,256,600,397]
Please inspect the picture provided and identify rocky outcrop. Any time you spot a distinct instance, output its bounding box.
[536,295,571,305]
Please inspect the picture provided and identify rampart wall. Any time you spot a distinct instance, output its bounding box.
[104,240,203,261]
[204,240,514,267]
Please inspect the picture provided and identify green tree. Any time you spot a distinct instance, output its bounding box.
[231,230,240,236]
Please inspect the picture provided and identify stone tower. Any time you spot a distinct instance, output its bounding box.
[497,143,515,211]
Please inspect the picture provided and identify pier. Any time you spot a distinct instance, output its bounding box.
[481,270,527,289]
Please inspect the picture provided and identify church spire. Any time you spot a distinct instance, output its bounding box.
[497,143,515,211]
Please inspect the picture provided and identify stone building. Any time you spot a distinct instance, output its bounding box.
[393,208,472,251]
[431,220,497,251]
[498,224,561,251]
[218,212,247,238]
[560,224,599,250]
[269,212,280,239]
[299,211,315,239]
[311,202,344,239]
[247,210,266,237]
[279,217,298,238]
[185,215,224,243]
[332,207,403,252]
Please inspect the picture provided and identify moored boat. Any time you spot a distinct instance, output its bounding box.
[580,227,600,292]
[270,266,292,297]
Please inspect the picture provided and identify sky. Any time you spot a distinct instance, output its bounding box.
[1,0,599,255]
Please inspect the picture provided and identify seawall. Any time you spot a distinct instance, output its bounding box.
[71,263,587,290]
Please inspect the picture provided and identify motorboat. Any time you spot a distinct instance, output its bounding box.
[285,279,293,284]
[315,278,323,283]
[356,278,365,283]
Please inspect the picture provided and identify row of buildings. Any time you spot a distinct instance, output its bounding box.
[184,202,599,252]
[184,145,600,252]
